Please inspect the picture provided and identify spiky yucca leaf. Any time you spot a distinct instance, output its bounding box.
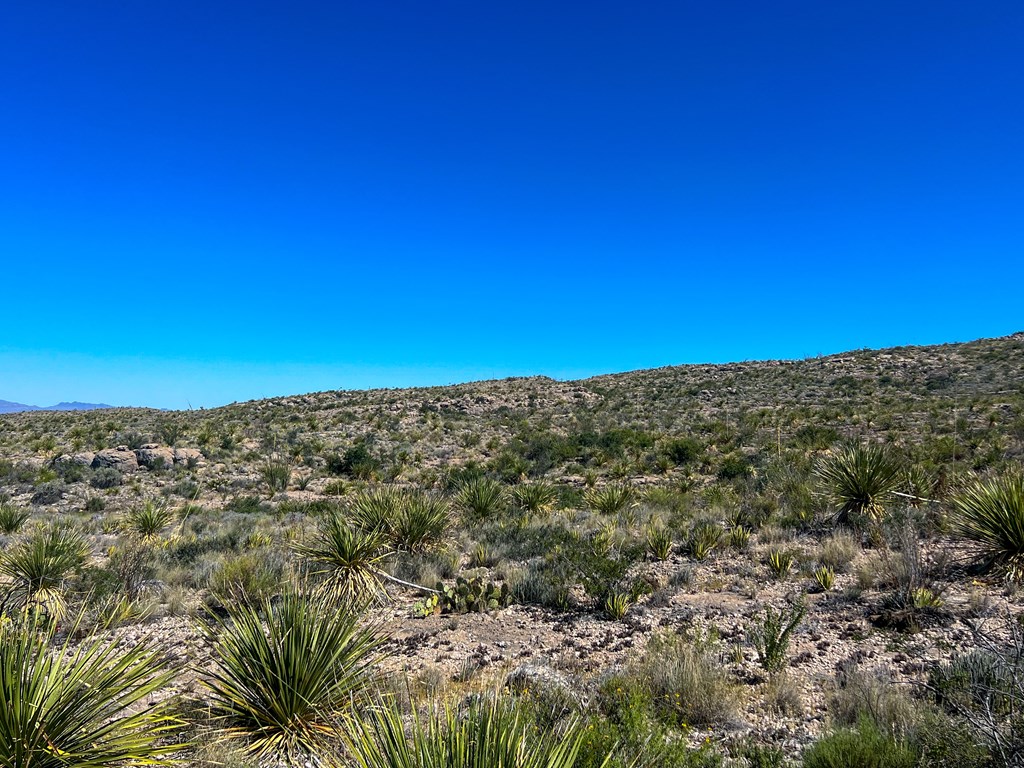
[510,482,558,515]
[202,593,380,767]
[0,610,183,768]
[392,492,451,554]
[816,443,903,525]
[457,478,507,519]
[951,472,1024,580]
[585,483,636,516]
[349,487,405,534]
[0,502,30,535]
[344,693,604,768]
[123,500,175,541]
[0,525,88,620]
[293,515,389,605]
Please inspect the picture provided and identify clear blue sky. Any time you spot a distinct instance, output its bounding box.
[2,2,1022,409]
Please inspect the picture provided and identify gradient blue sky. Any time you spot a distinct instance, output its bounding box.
[2,2,1022,409]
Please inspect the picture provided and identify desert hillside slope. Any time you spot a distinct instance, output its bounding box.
[1,332,1023,767]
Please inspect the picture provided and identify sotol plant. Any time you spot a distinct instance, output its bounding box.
[950,472,1024,580]
[344,693,605,768]
[0,525,88,620]
[586,484,636,516]
[123,499,175,541]
[0,502,30,535]
[0,609,183,767]
[202,592,380,766]
[293,515,389,606]
[457,477,508,519]
[816,443,903,526]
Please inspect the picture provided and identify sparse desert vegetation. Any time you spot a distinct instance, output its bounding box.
[1,332,1024,766]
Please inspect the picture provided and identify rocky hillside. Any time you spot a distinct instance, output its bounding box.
[1,332,1023,767]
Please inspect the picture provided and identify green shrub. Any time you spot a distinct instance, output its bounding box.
[225,495,267,515]
[84,496,106,512]
[664,437,703,466]
[750,599,806,674]
[208,551,286,607]
[717,453,752,481]
[90,467,123,489]
[325,441,379,479]
[30,480,66,506]
[802,718,916,768]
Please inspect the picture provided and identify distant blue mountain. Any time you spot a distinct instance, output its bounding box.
[0,399,114,414]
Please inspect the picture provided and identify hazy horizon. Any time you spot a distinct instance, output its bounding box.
[2,329,1019,411]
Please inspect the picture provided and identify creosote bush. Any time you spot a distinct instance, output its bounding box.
[634,631,739,727]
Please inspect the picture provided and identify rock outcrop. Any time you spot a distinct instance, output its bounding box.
[92,446,139,473]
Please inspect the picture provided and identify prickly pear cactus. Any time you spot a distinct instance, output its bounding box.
[435,576,511,614]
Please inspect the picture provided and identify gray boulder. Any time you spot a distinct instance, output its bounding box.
[135,444,175,469]
[173,447,204,466]
[92,446,139,473]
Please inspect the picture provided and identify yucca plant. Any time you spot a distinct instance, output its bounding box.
[349,486,405,534]
[585,484,635,516]
[767,549,795,580]
[344,693,604,768]
[687,521,722,561]
[644,524,673,561]
[0,502,30,535]
[816,443,903,526]
[203,592,380,766]
[813,564,836,592]
[0,609,183,767]
[392,491,451,554]
[457,477,508,519]
[603,590,633,621]
[0,525,88,620]
[123,499,175,541]
[469,542,491,568]
[293,514,389,605]
[510,482,558,515]
[727,525,751,550]
[950,472,1024,580]
[260,457,291,495]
